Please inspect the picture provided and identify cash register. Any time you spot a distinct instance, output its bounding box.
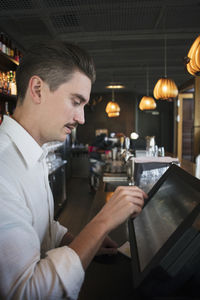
[129,164,200,298]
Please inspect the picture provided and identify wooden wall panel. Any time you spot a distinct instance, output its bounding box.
[194,77,200,158]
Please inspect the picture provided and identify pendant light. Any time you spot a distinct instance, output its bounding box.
[153,35,178,101]
[105,89,120,117]
[139,67,156,111]
[185,35,200,76]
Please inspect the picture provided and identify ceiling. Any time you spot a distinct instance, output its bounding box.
[0,0,199,95]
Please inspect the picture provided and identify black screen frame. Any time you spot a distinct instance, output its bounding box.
[128,164,200,290]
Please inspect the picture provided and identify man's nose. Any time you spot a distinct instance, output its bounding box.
[75,108,85,125]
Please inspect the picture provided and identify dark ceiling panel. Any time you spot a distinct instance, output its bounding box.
[15,17,50,36]
[51,14,81,32]
[0,0,34,10]
[166,6,200,29]
[44,0,84,8]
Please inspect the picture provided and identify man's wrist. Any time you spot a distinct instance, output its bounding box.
[90,213,110,237]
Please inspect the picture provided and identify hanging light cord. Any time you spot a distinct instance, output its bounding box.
[164,34,167,77]
[112,89,115,101]
[146,66,149,96]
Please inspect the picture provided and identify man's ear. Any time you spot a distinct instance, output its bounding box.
[29,76,43,104]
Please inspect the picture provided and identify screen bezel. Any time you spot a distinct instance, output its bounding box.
[129,164,200,289]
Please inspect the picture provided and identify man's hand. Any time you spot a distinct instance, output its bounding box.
[96,185,147,233]
[96,235,118,256]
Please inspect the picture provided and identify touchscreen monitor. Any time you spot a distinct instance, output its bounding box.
[129,164,200,296]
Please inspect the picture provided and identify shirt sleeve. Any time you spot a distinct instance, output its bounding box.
[0,179,84,300]
[47,246,85,300]
[51,220,68,247]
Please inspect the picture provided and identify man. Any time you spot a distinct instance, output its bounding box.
[0,41,147,300]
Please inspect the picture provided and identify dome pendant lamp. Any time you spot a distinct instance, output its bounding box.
[105,89,120,117]
[139,67,156,111]
[153,35,178,101]
[185,35,200,76]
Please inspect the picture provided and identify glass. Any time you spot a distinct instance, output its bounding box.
[158,147,165,157]
[126,157,135,185]
[112,147,118,160]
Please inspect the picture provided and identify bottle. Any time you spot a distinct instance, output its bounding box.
[120,136,124,150]
[0,34,2,52]
[1,33,6,54]
[5,37,10,56]
[0,72,3,94]
[9,70,13,82]
[7,71,11,95]
[10,71,17,95]
[19,50,23,63]
[14,48,19,62]
[2,72,7,94]
[9,41,14,57]
[4,101,10,116]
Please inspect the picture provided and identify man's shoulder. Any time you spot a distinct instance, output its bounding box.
[0,131,26,181]
[0,131,16,159]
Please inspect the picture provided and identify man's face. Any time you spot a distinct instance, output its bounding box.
[39,71,91,144]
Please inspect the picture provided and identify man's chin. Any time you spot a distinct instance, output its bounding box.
[54,134,67,143]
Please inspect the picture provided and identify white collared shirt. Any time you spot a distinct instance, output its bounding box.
[0,116,84,300]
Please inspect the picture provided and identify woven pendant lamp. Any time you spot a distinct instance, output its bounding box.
[153,77,178,101]
[139,67,156,111]
[105,89,120,117]
[139,96,156,110]
[185,35,200,76]
[153,35,178,101]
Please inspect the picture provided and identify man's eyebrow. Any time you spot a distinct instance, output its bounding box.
[71,93,88,103]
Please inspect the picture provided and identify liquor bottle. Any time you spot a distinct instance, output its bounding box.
[0,72,3,94]
[19,50,23,63]
[10,41,14,57]
[14,48,19,62]
[2,72,7,94]
[7,71,11,95]
[0,34,2,52]
[5,37,10,56]
[10,71,17,95]
[1,33,6,54]
[4,101,10,116]
[9,70,13,81]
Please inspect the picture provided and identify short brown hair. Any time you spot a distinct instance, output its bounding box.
[16,41,96,103]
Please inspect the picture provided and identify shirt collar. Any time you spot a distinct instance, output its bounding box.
[1,116,45,168]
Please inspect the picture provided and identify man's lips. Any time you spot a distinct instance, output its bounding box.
[64,126,73,133]
[64,124,77,133]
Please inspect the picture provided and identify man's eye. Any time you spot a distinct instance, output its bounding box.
[73,100,81,106]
